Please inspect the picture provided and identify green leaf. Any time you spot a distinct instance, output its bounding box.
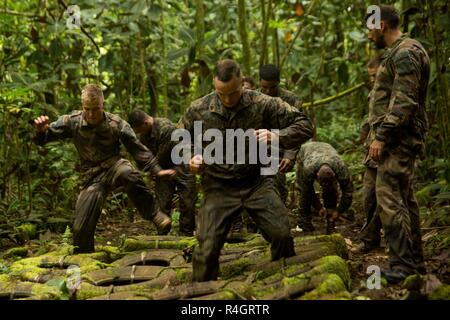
[130,0,148,16]
[167,48,189,61]
[148,3,163,21]
[348,30,366,42]
[179,27,196,46]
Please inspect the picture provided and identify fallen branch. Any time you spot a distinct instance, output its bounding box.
[302,82,366,108]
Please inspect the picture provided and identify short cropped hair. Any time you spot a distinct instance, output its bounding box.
[259,64,280,82]
[214,59,241,82]
[81,84,104,104]
[128,109,148,128]
[242,76,255,87]
[365,5,400,29]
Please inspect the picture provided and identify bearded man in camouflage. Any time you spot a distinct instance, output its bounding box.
[366,5,430,283]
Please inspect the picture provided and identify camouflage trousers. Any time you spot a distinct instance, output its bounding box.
[155,166,197,235]
[360,166,382,246]
[274,172,288,204]
[229,172,285,234]
[192,175,295,282]
[73,159,157,253]
[376,148,424,273]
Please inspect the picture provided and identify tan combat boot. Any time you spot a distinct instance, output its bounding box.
[152,211,172,235]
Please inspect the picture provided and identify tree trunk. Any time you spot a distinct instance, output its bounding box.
[237,0,251,74]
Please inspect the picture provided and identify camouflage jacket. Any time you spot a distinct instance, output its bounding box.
[259,87,302,161]
[34,111,162,177]
[180,90,313,182]
[277,87,302,110]
[366,34,430,157]
[297,142,353,213]
[139,117,178,169]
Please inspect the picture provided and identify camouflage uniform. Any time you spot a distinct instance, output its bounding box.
[366,34,430,273]
[139,117,197,236]
[34,111,162,253]
[272,87,302,203]
[360,91,382,247]
[180,90,313,281]
[296,142,353,231]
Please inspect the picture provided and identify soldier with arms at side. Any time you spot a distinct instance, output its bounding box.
[366,5,430,283]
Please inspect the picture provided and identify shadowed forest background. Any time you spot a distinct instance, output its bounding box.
[0,0,449,290]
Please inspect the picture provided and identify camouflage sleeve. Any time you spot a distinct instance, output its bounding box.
[337,167,353,213]
[119,121,162,174]
[375,48,422,142]
[282,148,299,161]
[179,106,200,158]
[33,115,73,145]
[265,98,313,150]
[360,121,370,140]
[158,121,178,159]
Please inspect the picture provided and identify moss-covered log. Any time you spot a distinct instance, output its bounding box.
[112,249,186,268]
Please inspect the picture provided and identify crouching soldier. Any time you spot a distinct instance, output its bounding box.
[33,84,175,253]
[296,141,353,234]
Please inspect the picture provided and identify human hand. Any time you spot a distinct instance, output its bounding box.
[279,158,294,173]
[34,115,49,133]
[189,155,204,174]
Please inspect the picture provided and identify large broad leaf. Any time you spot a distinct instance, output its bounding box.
[147,3,163,21]
[178,27,197,46]
[130,0,148,16]
[348,30,366,43]
[167,48,189,61]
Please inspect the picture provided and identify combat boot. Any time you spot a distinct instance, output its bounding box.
[152,211,172,235]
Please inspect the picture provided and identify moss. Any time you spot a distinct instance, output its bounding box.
[121,236,198,252]
[29,282,62,300]
[76,282,111,300]
[307,256,351,289]
[194,290,237,300]
[65,254,111,273]
[2,247,29,259]
[8,250,110,283]
[428,284,450,300]
[299,274,348,300]
[402,274,423,291]
[223,234,267,249]
[95,245,125,262]
[174,267,193,283]
[293,233,348,258]
[14,223,37,241]
[9,256,51,281]
[219,256,258,279]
